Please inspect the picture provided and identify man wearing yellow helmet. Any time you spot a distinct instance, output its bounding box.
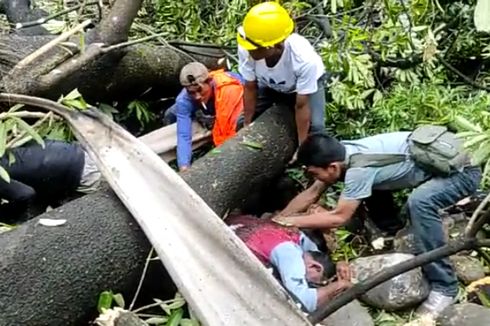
[237,1,326,148]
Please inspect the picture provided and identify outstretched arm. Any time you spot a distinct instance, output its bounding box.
[276,198,361,229]
[281,180,327,216]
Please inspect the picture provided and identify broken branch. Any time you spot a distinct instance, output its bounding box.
[14,1,101,29]
[465,192,490,238]
[309,238,490,323]
[13,19,92,71]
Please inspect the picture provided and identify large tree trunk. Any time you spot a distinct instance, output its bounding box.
[0,106,296,326]
[0,0,228,103]
[0,34,227,102]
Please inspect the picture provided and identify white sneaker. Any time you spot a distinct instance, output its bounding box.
[415,290,455,318]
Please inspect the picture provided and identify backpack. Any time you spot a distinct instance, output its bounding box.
[348,125,471,176]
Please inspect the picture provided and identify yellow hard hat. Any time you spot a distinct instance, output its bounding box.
[237,1,294,50]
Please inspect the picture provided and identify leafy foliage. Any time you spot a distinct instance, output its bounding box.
[96,291,200,326]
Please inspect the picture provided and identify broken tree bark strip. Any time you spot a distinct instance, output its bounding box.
[0,96,298,325]
[14,20,93,70]
[138,121,211,161]
[0,35,226,101]
[309,238,490,323]
[0,94,307,326]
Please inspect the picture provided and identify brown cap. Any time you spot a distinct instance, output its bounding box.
[179,62,210,87]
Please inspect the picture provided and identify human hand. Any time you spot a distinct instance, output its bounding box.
[306,204,327,215]
[288,148,299,165]
[335,279,353,292]
[271,215,296,227]
[336,261,352,281]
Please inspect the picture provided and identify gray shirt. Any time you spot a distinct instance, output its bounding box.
[340,132,431,200]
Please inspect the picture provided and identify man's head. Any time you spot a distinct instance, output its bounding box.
[297,133,346,185]
[237,2,294,61]
[303,250,336,286]
[179,62,213,104]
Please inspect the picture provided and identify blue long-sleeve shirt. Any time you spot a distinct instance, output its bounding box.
[176,71,244,168]
[269,232,320,312]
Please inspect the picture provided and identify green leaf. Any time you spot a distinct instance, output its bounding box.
[471,140,490,165]
[167,308,184,326]
[97,291,113,313]
[153,298,172,315]
[464,133,490,149]
[8,104,24,112]
[0,166,10,183]
[11,117,45,148]
[112,293,125,308]
[145,317,168,325]
[453,115,482,132]
[8,152,16,165]
[0,122,7,158]
[63,88,83,101]
[240,140,263,150]
[475,0,490,33]
[63,99,88,110]
[180,318,200,326]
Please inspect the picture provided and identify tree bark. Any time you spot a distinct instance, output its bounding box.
[0,34,227,102]
[0,0,227,103]
[0,106,296,326]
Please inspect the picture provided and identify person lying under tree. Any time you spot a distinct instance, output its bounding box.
[226,213,352,312]
[163,62,245,172]
[273,126,482,318]
[0,139,101,222]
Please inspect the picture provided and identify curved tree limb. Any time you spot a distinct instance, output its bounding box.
[95,0,143,44]
[465,192,490,237]
[309,238,490,323]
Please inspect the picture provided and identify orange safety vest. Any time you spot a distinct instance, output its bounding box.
[208,69,244,146]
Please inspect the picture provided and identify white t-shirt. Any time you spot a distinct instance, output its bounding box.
[238,33,325,95]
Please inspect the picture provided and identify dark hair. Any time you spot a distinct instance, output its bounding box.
[297,132,345,167]
[308,250,336,280]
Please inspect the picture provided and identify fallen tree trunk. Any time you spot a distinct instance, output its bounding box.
[0,105,296,326]
[139,121,211,162]
[0,34,227,102]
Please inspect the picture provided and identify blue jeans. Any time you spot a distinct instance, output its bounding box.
[407,166,482,296]
[254,76,326,133]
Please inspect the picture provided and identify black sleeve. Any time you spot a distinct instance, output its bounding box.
[0,178,36,203]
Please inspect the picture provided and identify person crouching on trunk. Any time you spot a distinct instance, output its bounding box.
[237,2,327,159]
[226,214,352,312]
[163,62,245,172]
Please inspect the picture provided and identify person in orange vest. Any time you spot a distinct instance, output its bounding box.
[163,62,245,171]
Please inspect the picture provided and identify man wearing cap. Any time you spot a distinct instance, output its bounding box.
[163,62,245,171]
[237,1,327,155]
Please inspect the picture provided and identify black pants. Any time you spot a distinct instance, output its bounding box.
[363,190,406,235]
